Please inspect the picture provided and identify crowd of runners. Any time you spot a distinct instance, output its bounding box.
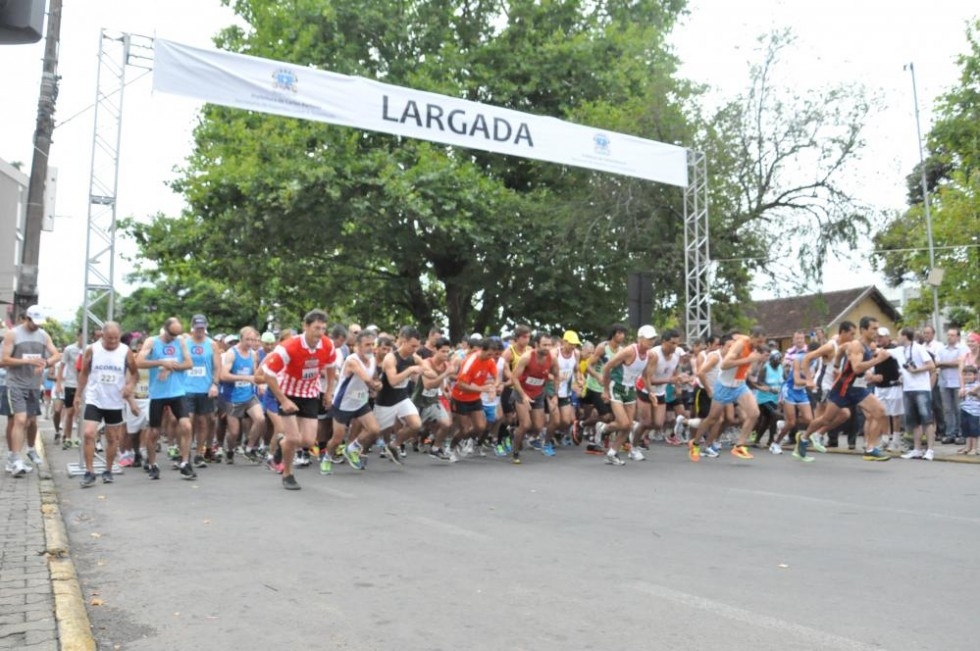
[3,307,979,490]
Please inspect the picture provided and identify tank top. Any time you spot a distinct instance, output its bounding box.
[6,325,49,390]
[61,343,83,388]
[226,346,256,403]
[718,337,752,388]
[556,349,577,398]
[148,336,187,399]
[519,351,552,399]
[413,359,448,409]
[618,344,649,388]
[334,354,375,411]
[376,350,414,406]
[85,340,129,409]
[649,345,681,397]
[833,342,872,393]
[818,339,839,392]
[700,349,722,389]
[185,337,215,394]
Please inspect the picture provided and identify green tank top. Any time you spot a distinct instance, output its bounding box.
[585,343,618,392]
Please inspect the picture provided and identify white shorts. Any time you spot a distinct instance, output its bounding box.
[420,401,450,424]
[876,386,904,417]
[373,398,420,431]
[124,398,150,434]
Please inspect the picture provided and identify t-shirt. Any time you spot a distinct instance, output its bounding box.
[936,343,967,388]
[262,334,337,399]
[891,342,931,393]
[451,352,497,403]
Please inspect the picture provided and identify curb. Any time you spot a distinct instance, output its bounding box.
[825,447,980,464]
[36,436,97,651]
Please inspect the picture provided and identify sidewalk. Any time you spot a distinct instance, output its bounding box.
[1,421,94,651]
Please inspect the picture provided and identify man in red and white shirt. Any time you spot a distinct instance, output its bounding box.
[257,310,336,490]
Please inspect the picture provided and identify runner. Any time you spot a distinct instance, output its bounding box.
[220,327,266,463]
[413,335,456,461]
[449,338,499,458]
[1,306,61,476]
[73,322,139,487]
[643,329,684,445]
[600,325,659,465]
[582,323,627,451]
[256,310,337,490]
[551,331,583,446]
[184,314,222,468]
[323,332,382,474]
[55,329,83,447]
[510,332,560,464]
[135,317,195,480]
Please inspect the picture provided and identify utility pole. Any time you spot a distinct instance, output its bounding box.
[15,0,62,317]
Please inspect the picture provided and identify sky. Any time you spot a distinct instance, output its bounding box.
[0,0,975,323]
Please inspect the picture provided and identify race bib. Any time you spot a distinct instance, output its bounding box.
[136,382,149,395]
[302,367,319,381]
[188,366,206,378]
[422,387,440,397]
[98,373,118,385]
[525,376,545,387]
[23,353,41,360]
[348,389,367,402]
[234,380,252,388]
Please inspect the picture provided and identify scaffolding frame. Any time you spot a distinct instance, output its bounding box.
[683,150,710,344]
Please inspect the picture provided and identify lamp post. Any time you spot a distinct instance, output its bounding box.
[905,62,941,332]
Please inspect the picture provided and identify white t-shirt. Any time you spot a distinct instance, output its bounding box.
[891,342,932,392]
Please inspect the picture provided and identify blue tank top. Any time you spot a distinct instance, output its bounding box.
[225,347,256,403]
[185,338,215,394]
[148,337,187,399]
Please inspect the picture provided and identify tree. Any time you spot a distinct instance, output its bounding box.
[873,19,980,329]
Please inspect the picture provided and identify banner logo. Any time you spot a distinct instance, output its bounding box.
[272,68,299,93]
[593,133,611,156]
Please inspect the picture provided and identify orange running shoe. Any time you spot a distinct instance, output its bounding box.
[688,440,701,463]
[731,445,754,460]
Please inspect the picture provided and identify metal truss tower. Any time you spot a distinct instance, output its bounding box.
[683,150,710,344]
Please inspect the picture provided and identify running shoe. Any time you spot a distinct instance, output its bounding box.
[769,442,782,455]
[282,474,301,490]
[503,437,513,454]
[688,440,701,463]
[862,447,891,462]
[193,454,208,468]
[730,445,753,460]
[320,457,332,475]
[512,452,522,465]
[665,436,682,446]
[605,449,625,466]
[53,433,61,445]
[448,448,460,463]
[80,471,97,488]
[628,448,645,461]
[118,451,135,468]
[386,442,403,465]
[10,458,28,477]
[923,449,935,461]
[792,450,814,463]
[793,432,809,459]
[673,415,687,439]
[542,443,556,457]
[428,447,450,461]
[901,449,924,459]
[167,445,180,460]
[179,463,198,480]
[310,444,321,459]
[62,439,73,451]
[225,449,235,464]
[343,444,364,470]
[148,464,161,480]
[494,444,507,457]
[399,444,408,459]
[243,448,261,464]
[809,436,827,454]
[585,444,605,455]
[26,449,43,466]
[101,470,114,484]
[702,445,719,459]
[529,439,543,451]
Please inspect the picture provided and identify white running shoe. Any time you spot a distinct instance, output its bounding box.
[448,448,460,463]
[923,449,935,461]
[11,458,29,477]
[628,448,645,462]
[26,449,43,466]
[769,442,782,455]
[673,416,686,439]
[900,449,924,460]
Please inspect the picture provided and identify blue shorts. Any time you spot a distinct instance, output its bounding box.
[961,410,979,438]
[712,382,749,405]
[781,384,810,406]
[827,385,870,410]
[903,391,933,428]
[483,404,497,423]
[260,389,279,414]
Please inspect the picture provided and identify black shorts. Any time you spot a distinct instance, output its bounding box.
[500,387,516,415]
[331,403,371,425]
[452,398,483,414]
[638,390,652,404]
[692,387,712,419]
[283,395,320,420]
[184,392,216,415]
[584,387,612,416]
[149,396,189,428]
[84,404,124,427]
[63,387,77,407]
[557,396,572,408]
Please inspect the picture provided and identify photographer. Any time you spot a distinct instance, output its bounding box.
[894,327,937,459]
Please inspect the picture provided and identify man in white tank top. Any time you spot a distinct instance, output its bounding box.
[74,322,139,487]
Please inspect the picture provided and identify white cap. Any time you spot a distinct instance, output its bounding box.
[637,325,658,340]
[470,332,483,340]
[876,326,890,337]
[25,305,44,322]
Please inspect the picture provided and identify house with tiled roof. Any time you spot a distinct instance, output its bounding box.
[746,286,902,351]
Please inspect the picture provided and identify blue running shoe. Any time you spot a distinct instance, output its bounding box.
[529,439,543,451]
[542,442,556,457]
[862,447,891,462]
[343,444,365,470]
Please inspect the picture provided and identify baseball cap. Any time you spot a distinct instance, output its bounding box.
[225,333,240,345]
[562,330,582,346]
[191,314,208,329]
[637,325,657,340]
[260,332,276,344]
[470,332,483,340]
[876,326,890,337]
[25,305,44,322]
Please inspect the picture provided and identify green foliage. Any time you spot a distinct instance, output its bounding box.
[41,319,72,349]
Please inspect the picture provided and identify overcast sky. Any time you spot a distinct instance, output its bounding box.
[0,0,975,322]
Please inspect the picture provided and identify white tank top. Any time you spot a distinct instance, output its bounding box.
[337,354,374,411]
[619,344,648,387]
[821,340,839,392]
[556,349,577,398]
[650,345,681,397]
[701,349,722,389]
[85,341,130,409]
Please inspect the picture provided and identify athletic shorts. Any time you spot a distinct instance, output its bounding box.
[6,387,42,417]
[452,398,483,414]
[482,404,497,423]
[52,385,64,401]
[712,382,749,405]
[184,392,216,415]
[283,395,320,420]
[875,386,904,417]
[583,387,612,415]
[421,401,451,424]
[374,398,419,430]
[903,390,933,428]
[331,403,371,426]
[260,389,279,414]
[124,398,149,434]
[500,387,516,415]
[557,396,572,408]
[781,384,810,406]
[610,383,637,405]
[224,395,260,419]
[637,390,652,404]
[43,377,54,393]
[63,387,77,408]
[692,387,711,419]
[83,404,124,427]
[827,385,871,410]
[516,393,545,411]
[149,396,188,428]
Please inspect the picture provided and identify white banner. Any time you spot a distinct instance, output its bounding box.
[152,39,688,187]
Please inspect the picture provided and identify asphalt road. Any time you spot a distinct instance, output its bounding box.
[49,441,980,651]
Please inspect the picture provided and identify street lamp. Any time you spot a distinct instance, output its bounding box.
[905,62,941,332]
